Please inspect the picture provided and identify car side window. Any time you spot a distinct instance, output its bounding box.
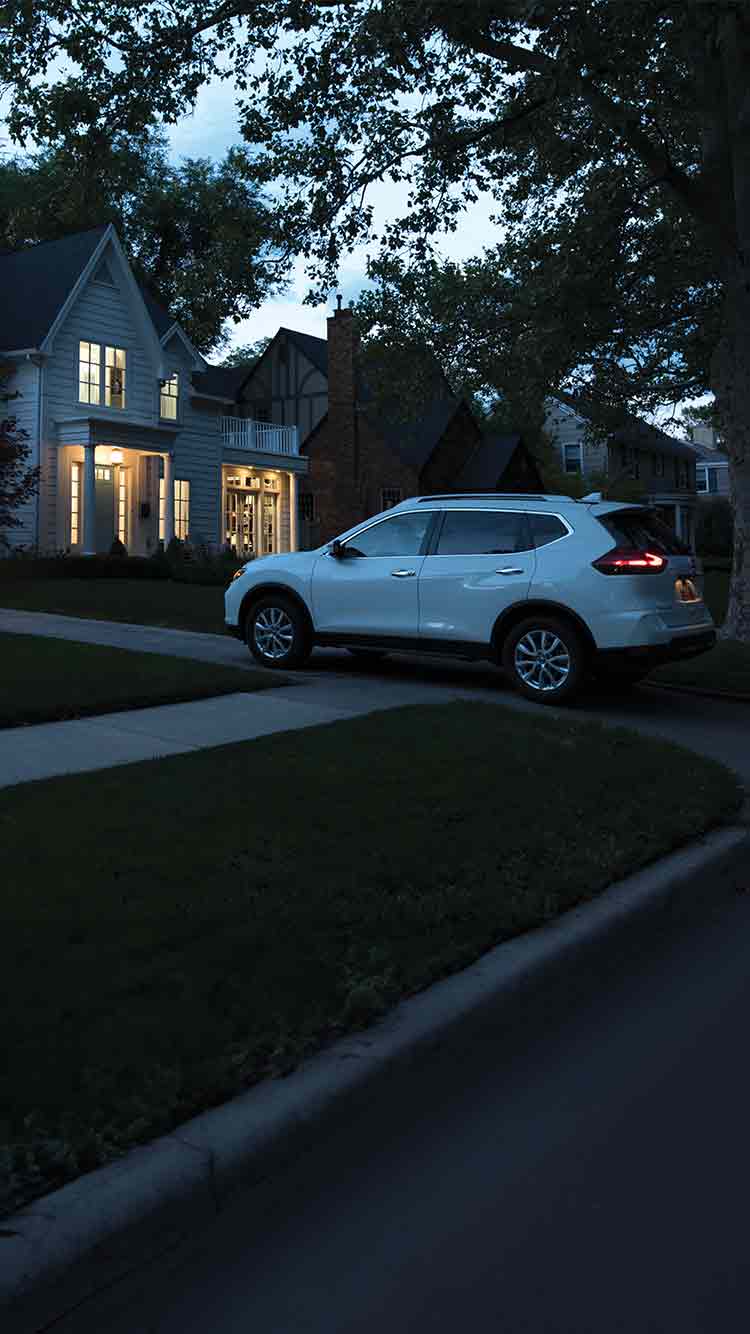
[344,511,432,557]
[435,510,531,555]
[528,514,569,548]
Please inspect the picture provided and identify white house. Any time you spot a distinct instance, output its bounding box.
[684,426,731,500]
[545,396,699,547]
[0,224,309,557]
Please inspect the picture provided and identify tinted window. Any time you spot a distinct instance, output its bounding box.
[528,513,568,548]
[597,508,691,555]
[435,510,530,555]
[344,511,432,557]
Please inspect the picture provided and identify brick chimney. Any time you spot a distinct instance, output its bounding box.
[326,296,359,481]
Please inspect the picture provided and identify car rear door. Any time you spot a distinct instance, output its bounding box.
[418,508,536,645]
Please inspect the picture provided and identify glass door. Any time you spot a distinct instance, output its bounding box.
[262,493,277,554]
[225,490,256,556]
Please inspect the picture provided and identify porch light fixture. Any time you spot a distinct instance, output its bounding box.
[111,449,123,464]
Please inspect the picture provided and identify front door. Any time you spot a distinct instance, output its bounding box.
[311,509,433,636]
[95,465,115,553]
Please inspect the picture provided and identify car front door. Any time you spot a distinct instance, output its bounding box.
[311,509,434,636]
[418,508,536,644]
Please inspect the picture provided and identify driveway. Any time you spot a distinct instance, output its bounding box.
[1,607,747,788]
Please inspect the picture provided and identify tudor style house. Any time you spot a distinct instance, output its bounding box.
[0,224,309,559]
[226,302,544,549]
[545,397,699,548]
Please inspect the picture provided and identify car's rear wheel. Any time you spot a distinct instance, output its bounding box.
[502,615,586,705]
[246,595,311,669]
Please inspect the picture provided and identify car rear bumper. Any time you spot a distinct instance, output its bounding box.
[596,628,717,670]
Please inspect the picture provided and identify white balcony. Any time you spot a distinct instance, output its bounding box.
[221,417,300,456]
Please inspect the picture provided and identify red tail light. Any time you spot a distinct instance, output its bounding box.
[592,547,668,575]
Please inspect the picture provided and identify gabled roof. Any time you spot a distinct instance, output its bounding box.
[454,434,526,489]
[280,327,328,376]
[687,439,730,463]
[0,226,109,352]
[140,288,175,340]
[553,393,695,461]
[193,364,253,399]
[363,396,470,474]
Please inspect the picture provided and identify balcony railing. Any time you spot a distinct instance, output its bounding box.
[221,417,300,456]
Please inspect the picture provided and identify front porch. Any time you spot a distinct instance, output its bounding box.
[221,463,302,558]
[58,442,181,558]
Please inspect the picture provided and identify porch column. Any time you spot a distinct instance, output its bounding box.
[289,472,298,552]
[82,442,97,555]
[163,451,175,545]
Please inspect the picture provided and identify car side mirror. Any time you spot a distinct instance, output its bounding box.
[330,539,346,559]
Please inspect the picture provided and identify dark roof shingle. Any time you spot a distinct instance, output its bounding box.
[0,226,109,352]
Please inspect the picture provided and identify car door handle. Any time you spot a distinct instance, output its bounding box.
[495,567,525,575]
[390,569,416,577]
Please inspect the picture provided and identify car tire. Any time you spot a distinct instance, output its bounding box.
[502,615,587,705]
[246,595,311,669]
[347,648,389,661]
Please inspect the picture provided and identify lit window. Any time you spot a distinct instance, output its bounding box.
[118,468,127,546]
[381,487,403,509]
[79,341,101,405]
[70,462,81,545]
[159,478,190,540]
[160,373,179,420]
[175,479,190,539]
[105,346,126,409]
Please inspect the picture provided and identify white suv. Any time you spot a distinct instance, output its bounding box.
[224,494,716,704]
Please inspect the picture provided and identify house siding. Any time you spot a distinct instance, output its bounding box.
[164,336,223,546]
[241,335,328,443]
[1,359,40,549]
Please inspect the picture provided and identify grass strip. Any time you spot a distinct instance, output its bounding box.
[0,579,226,634]
[0,632,281,727]
[0,700,741,1216]
[649,638,750,696]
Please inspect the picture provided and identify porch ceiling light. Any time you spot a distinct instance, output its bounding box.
[111,449,123,464]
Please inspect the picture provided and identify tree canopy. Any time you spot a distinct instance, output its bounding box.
[1,0,748,633]
[0,128,286,354]
[0,371,39,548]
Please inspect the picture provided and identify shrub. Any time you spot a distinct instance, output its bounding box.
[0,553,170,580]
[695,497,733,558]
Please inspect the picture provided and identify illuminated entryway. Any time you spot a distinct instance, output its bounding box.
[223,467,285,557]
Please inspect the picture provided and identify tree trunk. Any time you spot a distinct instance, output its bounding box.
[714,274,750,642]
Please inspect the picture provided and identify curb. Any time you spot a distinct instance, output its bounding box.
[3,820,750,1332]
[642,680,750,703]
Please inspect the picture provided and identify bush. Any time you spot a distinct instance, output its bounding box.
[0,553,171,581]
[695,497,734,558]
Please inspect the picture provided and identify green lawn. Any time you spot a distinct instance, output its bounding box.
[0,578,225,634]
[649,638,750,695]
[0,633,282,728]
[0,700,741,1217]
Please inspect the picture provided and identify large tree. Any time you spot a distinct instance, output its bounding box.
[0,372,39,549]
[1,1,748,635]
[0,129,285,354]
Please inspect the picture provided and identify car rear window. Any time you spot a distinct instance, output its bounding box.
[435,509,531,555]
[528,513,569,548]
[596,509,691,555]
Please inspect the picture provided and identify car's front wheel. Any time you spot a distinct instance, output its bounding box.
[246,595,311,669]
[502,615,586,705]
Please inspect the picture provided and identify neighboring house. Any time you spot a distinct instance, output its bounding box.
[684,426,731,499]
[0,225,309,558]
[545,397,699,548]
[236,302,544,548]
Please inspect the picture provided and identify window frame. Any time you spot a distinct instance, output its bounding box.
[298,492,316,523]
[380,487,403,510]
[78,340,128,411]
[563,442,583,474]
[339,508,437,558]
[429,506,534,557]
[159,372,180,421]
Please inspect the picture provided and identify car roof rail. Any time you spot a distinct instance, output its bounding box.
[415,493,551,502]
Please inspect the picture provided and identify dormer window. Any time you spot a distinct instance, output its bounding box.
[78,341,126,409]
[160,373,179,420]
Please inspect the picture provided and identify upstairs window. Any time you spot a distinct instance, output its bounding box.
[78,342,126,409]
[160,373,179,420]
[79,341,101,404]
[105,346,126,409]
[564,443,582,473]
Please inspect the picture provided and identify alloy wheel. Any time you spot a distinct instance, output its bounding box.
[254,606,295,660]
[514,629,571,693]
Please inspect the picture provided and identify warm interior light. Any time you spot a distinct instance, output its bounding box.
[111,449,123,464]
